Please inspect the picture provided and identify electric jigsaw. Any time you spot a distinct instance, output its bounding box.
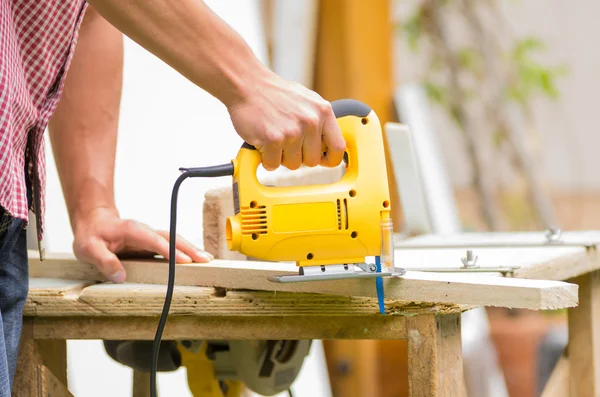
[226,99,405,284]
[146,98,405,397]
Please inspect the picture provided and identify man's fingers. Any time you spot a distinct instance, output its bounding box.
[260,143,283,171]
[76,238,126,283]
[281,136,303,170]
[156,230,213,263]
[320,113,346,167]
[124,221,192,263]
[302,120,321,168]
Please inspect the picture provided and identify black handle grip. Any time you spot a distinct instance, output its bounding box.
[240,99,372,150]
[331,99,371,118]
[241,142,257,150]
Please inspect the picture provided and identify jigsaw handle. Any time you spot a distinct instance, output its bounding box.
[239,98,371,150]
[235,99,371,177]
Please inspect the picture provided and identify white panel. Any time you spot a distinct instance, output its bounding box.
[394,84,462,234]
[384,122,432,235]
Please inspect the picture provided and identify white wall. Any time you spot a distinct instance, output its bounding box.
[44,1,269,395]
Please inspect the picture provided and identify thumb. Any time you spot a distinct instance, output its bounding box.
[75,238,126,283]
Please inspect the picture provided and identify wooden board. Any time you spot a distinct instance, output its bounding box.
[28,252,578,310]
[203,187,246,261]
[393,246,590,281]
[26,278,462,317]
[30,315,408,340]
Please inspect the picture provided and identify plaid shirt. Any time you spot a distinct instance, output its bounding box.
[0,0,87,252]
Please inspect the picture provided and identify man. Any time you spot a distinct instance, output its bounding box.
[0,0,345,394]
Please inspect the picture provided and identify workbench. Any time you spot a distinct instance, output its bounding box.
[11,187,581,397]
[15,259,576,397]
[395,230,600,397]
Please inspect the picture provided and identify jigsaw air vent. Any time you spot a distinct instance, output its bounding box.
[337,199,342,230]
[336,198,349,230]
[240,205,268,236]
[343,198,348,230]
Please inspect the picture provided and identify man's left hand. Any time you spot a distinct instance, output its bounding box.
[71,207,213,283]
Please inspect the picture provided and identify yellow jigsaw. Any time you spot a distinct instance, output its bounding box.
[226,99,404,282]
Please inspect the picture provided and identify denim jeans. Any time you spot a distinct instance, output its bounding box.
[0,208,28,396]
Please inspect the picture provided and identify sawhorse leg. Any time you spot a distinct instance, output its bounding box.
[406,313,466,397]
[568,271,600,396]
[13,318,71,396]
[542,270,600,397]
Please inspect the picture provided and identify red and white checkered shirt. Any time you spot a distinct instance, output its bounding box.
[0,0,87,242]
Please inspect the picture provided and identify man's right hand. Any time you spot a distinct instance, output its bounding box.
[227,74,346,171]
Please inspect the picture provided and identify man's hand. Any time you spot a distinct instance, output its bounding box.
[72,208,213,283]
[228,76,346,171]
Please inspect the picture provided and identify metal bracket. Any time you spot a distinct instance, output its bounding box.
[267,263,407,283]
[405,266,520,275]
[404,249,520,276]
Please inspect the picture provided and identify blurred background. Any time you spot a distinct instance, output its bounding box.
[40,0,599,396]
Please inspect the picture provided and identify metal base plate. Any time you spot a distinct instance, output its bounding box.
[268,263,406,283]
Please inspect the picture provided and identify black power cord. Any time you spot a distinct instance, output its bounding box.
[150,163,235,397]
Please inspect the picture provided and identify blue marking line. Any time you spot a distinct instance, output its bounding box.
[375,256,385,315]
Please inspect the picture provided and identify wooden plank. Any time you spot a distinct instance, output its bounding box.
[203,187,246,260]
[39,365,73,397]
[393,246,590,281]
[406,314,466,397]
[31,315,408,340]
[26,280,462,317]
[26,278,98,316]
[568,270,600,396]
[28,253,578,310]
[540,354,568,397]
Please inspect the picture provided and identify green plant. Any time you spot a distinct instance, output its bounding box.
[397,0,567,230]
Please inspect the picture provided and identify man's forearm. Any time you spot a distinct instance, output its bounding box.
[49,7,123,230]
[87,0,270,108]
